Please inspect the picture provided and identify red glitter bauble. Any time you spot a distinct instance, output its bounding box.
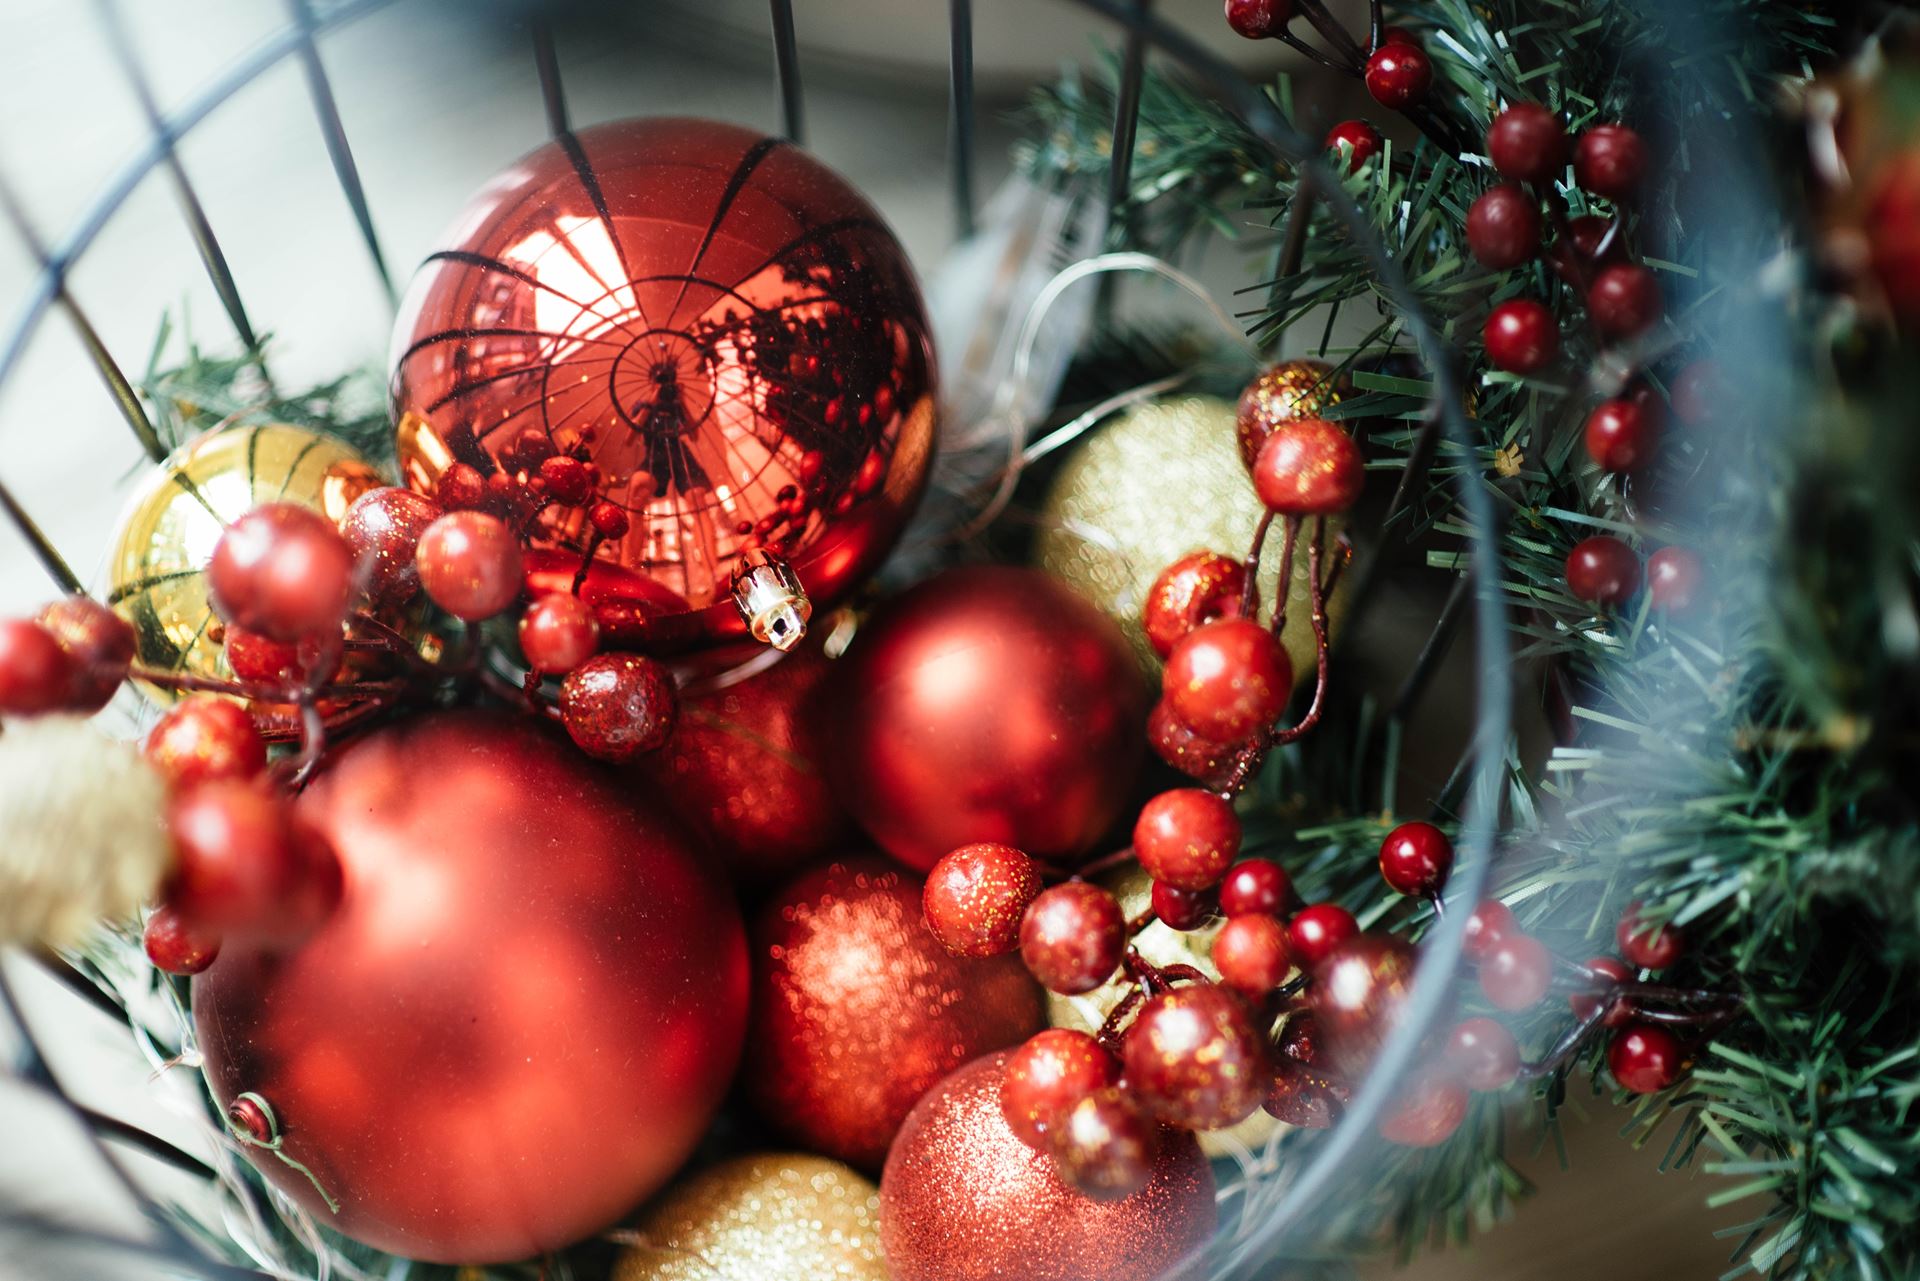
[391,118,936,654]
[879,1052,1217,1281]
[194,711,747,1263]
[827,566,1148,873]
[745,857,1043,1169]
[634,638,849,884]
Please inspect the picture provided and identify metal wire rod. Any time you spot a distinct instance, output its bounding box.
[947,0,977,240]
[1105,0,1153,223]
[768,0,805,144]
[532,18,569,137]
[286,0,395,303]
[0,477,82,593]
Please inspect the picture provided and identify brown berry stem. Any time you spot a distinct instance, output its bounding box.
[1293,0,1365,66]
[283,701,327,791]
[1276,29,1359,75]
[1367,0,1382,50]
[1269,516,1301,642]
[1240,509,1275,618]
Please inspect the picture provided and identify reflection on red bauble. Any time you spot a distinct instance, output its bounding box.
[827,566,1149,872]
[636,637,848,884]
[390,118,936,653]
[745,857,1043,1168]
[879,1052,1216,1281]
[193,711,748,1263]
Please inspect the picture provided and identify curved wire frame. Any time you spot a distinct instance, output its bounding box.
[0,0,1528,1277]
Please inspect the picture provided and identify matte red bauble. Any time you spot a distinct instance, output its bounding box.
[827,566,1148,873]
[880,1052,1217,1281]
[193,711,748,1263]
[391,118,935,654]
[635,637,848,884]
[745,857,1044,1169]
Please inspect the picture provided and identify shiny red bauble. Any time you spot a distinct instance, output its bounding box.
[1219,858,1290,917]
[1365,43,1433,109]
[1163,616,1292,743]
[1309,931,1417,1076]
[1467,183,1543,270]
[1378,820,1453,898]
[1123,984,1268,1131]
[391,118,935,654]
[1483,299,1559,373]
[1147,698,1242,791]
[1617,901,1686,970]
[748,857,1041,1168]
[828,566,1147,872]
[1588,263,1664,339]
[415,510,524,621]
[635,637,848,883]
[518,593,600,674]
[167,781,340,943]
[1479,932,1554,1011]
[559,652,677,762]
[208,504,354,642]
[143,696,267,789]
[1212,913,1292,995]
[1000,1027,1119,1148]
[923,841,1043,958]
[880,1052,1216,1281]
[1584,397,1661,472]
[1566,535,1642,606]
[1446,1016,1520,1091]
[35,596,134,712]
[1150,880,1219,931]
[1050,1088,1158,1202]
[1252,419,1365,515]
[1224,0,1290,39]
[1609,1021,1685,1094]
[1647,546,1704,614]
[1486,102,1568,183]
[1020,882,1127,995]
[1574,124,1647,202]
[142,904,221,976]
[1133,788,1240,890]
[194,711,747,1262]
[0,619,76,715]
[1142,550,1247,660]
[1288,901,1360,970]
[1325,118,1384,173]
[341,486,441,606]
[1571,955,1633,1027]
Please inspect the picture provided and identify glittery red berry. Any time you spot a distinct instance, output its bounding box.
[537,455,592,506]
[1000,1027,1119,1149]
[1019,882,1126,995]
[34,597,134,713]
[1378,820,1453,898]
[1224,0,1290,39]
[1483,298,1559,373]
[559,652,678,762]
[1479,932,1554,1011]
[1584,397,1662,472]
[0,619,77,715]
[589,501,630,539]
[1565,535,1642,606]
[1365,43,1432,110]
[1163,617,1292,743]
[1570,955,1633,1027]
[1150,880,1219,931]
[143,903,222,976]
[1616,902,1685,970]
[342,486,442,606]
[1647,547,1704,614]
[435,462,488,511]
[1574,124,1647,202]
[518,593,600,675]
[1608,1021,1684,1093]
[1446,1016,1519,1091]
[1378,1073,1469,1147]
[1463,898,1514,959]
[1213,913,1292,995]
[1252,420,1365,515]
[416,510,525,621]
[1325,118,1384,174]
[1049,1087,1159,1202]
[225,626,341,691]
[207,504,355,643]
[1588,263,1663,339]
[144,696,267,790]
[1218,858,1291,917]
[1147,698,1243,790]
[1134,788,1241,891]
[1287,902,1359,969]
[1467,184,1542,269]
[1486,102,1567,183]
[924,842,1043,958]
[1123,984,1269,1131]
[1142,550,1247,660]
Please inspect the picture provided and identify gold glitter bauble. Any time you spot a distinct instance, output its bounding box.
[1047,864,1282,1158]
[613,1154,887,1281]
[1235,358,1347,469]
[104,424,381,699]
[1033,395,1346,681]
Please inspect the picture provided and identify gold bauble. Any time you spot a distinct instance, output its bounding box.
[614,1154,887,1281]
[1048,864,1282,1158]
[1033,395,1346,680]
[104,424,381,699]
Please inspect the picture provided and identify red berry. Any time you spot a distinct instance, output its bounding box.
[559,652,678,762]
[1483,299,1559,373]
[1647,547,1704,614]
[1565,536,1641,606]
[225,626,341,690]
[1142,551,1247,660]
[1486,103,1567,183]
[1466,184,1543,269]
[1224,0,1289,39]
[1463,898,1514,959]
[1608,1021,1684,1094]
[1252,420,1364,515]
[1133,788,1241,890]
[1218,858,1291,917]
[519,593,600,675]
[1479,932,1554,1011]
[1378,1073,1469,1147]
[1379,24,1419,47]
[1365,44,1432,110]
[1446,1017,1519,1091]
[435,462,488,511]
[342,486,442,606]
[35,597,134,713]
[1378,820,1453,898]
[1213,913,1292,995]
[1567,214,1626,264]
[1616,902,1685,970]
[1288,902,1359,969]
[1000,1028,1119,1149]
[1019,882,1126,995]
[144,696,267,789]
[923,842,1042,958]
[1574,124,1646,202]
[143,903,221,976]
[1151,880,1220,932]
[1146,698,1242,790]
[1325,119,1384,174]
[1163,617,1292,743]
[207,504,355,643]
[1670,359,1722,427]
[415,510,525,621]
[1583,397,1661,472]
[1570,955,1633,1027]
[537,455,592,506]
[1588,263,1663,339]
[166,781,339,942]
[1049,1087,1158,1202]
[1123,984,1269,1131]
[589,501,631,539]
[0,619,78,715]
